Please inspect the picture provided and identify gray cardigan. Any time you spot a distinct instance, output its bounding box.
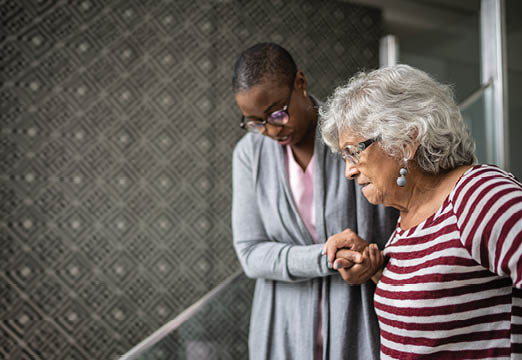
[232,125,398,360]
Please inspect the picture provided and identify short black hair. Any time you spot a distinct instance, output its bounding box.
[232,43,297,93]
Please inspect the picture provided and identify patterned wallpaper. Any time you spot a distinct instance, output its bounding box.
[0,0,381,359]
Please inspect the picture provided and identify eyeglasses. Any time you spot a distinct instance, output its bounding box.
[341,138,377,164]
[239,88,293,133]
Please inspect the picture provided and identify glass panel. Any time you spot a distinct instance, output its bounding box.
[390,1,482,105]
[460,89,488,164]
[122,273,255,360]
[506,0,522,179]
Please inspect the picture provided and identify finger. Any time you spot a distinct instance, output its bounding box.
[333,258,354,270]
[369,244,379,264]
[325,238,346,265]
[341,229,368,252]
[327,244,336,266]
[326,229,356,251]
[336,249,363,264]
[366,247,375,266]
[374,245,383,264]
[338,265,365,285]
[325,229,363,265]
[360,247,370,263]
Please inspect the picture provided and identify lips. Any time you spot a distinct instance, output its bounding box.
[275,134,292,145]
[358,181,371,189]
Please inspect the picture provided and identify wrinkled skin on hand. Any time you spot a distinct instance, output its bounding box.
[323,228,385,284]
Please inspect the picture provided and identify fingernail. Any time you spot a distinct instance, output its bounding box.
[334,262,340,270]
[321,248,325,256]
[327,262,332,269]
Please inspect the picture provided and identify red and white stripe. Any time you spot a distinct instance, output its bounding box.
[375,165,522,359]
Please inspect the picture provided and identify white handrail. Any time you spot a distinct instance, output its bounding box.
[119,270,244,360]
[458,79,493,112]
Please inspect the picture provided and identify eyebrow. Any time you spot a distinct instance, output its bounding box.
[244,99,284,121]
[340,140,359,150]
[264,100,282,114]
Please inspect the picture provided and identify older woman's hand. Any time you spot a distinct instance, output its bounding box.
[334,244,384,284]
[323,228,384,283]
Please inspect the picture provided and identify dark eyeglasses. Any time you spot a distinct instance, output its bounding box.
[341,138,377,164]
[239,88,293,133]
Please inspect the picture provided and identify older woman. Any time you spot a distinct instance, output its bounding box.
[320,64,522,359]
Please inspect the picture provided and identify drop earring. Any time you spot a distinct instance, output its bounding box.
[303,90,307,97]
[396,159,408,187]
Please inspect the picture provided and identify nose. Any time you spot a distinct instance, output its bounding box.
[344,160,359,180]
[262,123,283,138]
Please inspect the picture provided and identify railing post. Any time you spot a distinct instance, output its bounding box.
[379,35,399,67]
[480,0,509,168]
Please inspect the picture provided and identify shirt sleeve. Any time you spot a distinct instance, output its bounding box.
[231,136,332,282]
[452,167,522,288]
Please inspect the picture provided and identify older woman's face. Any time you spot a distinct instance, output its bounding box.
[339,131,401,207]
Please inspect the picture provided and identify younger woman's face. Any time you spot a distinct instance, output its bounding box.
[235,73,314,147]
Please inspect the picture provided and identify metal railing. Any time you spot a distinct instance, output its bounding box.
[120,270,252,360]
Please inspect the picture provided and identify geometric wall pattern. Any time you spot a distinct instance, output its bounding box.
[0,0,381,359]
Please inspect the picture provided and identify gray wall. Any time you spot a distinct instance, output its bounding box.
[0,1,382,359]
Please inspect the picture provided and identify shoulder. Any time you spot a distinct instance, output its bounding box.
[452,164,521,197]
[233,133,264,159]
[450,164,522,214]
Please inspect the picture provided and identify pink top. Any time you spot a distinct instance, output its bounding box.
[285,146,318,243]
[285,146,322,360]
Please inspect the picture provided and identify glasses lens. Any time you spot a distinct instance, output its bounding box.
[268,110,289,125]
[245,121,265,133]
[341,147,357,164]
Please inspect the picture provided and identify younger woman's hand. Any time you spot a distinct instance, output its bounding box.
[323,228,367,268]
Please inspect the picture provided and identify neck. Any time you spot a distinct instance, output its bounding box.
[290,96,318,169]
[396,165,471,229]
[393,167,446,228]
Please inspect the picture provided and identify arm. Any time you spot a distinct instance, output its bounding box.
[232,138,331,282]
[453,168,522,288]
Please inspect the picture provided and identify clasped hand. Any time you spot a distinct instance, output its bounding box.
[323,229,384,284]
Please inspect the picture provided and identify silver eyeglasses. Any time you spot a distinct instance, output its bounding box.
[341,138,377,164]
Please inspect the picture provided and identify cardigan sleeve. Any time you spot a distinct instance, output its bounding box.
[232,136,332,282]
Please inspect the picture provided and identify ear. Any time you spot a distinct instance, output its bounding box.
[405,142,419,161]
[403,130,420,160]
[294,71,307,95]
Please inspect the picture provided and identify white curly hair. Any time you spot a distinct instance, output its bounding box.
[320,64,476,174]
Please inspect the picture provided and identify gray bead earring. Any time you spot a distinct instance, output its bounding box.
[396,160,408,187]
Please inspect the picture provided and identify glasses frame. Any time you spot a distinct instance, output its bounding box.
[239,82,295,133]
[341,138,377,164]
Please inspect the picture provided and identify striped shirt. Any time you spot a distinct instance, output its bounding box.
[375,165,522,359]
